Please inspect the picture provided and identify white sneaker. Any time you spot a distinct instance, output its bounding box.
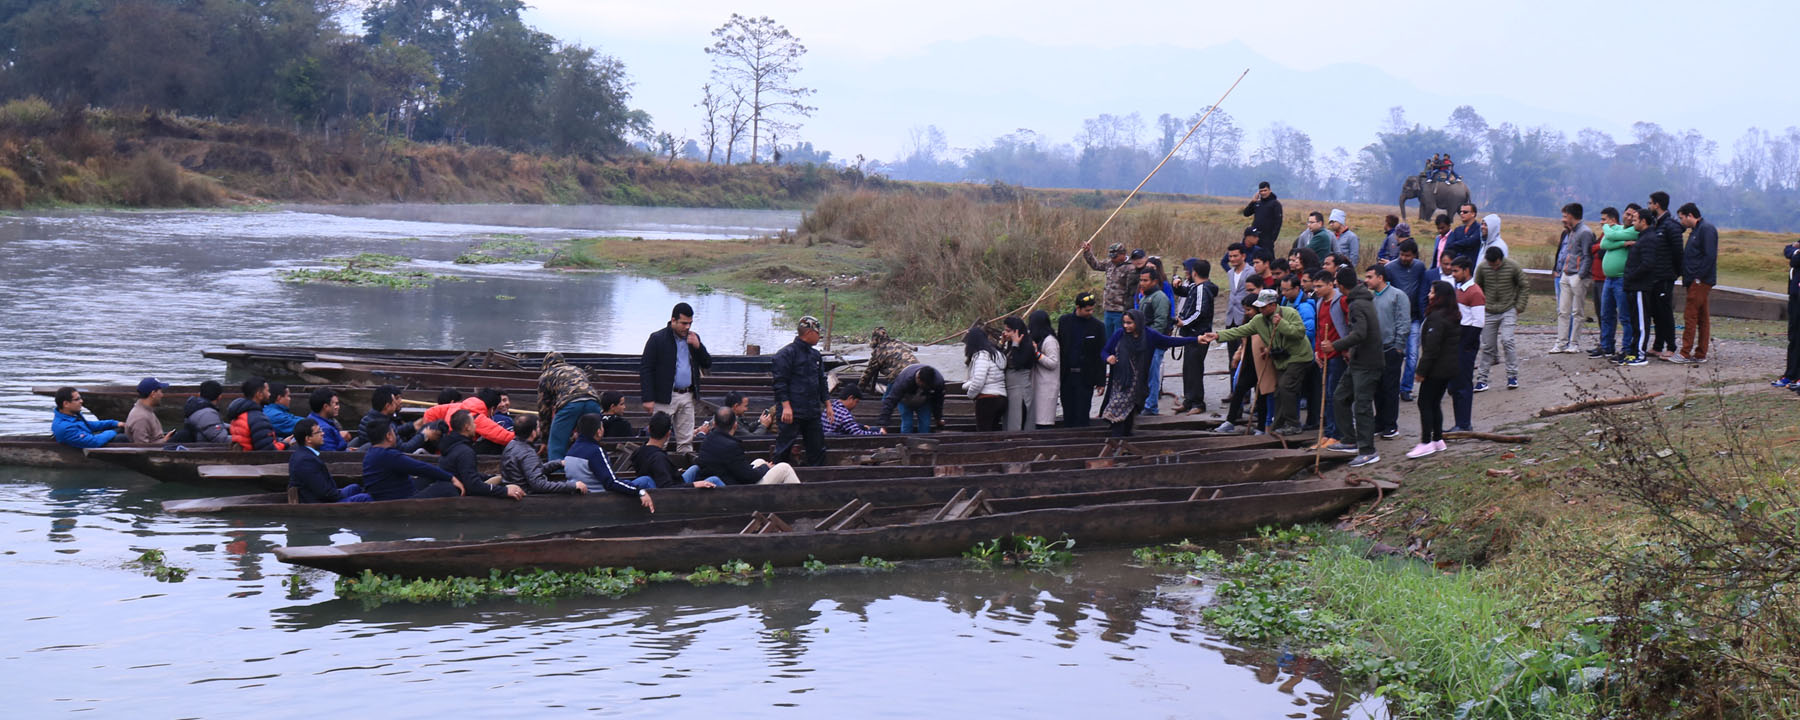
[1432,440,1447,453]
[1348,453,1381,468]
[1405,442,1437,458]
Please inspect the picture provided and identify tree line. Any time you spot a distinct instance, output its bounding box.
[0,0,646,156]
[881,106,1800,233]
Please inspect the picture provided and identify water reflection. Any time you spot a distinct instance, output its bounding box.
[0,207,797,433]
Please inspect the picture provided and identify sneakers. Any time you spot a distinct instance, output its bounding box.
[1270,424,1304,436]
[1587,348,1610,359]
[1506,377,1518,390]
[1774,377,1794,388]
[1348,453,1381,468]
[1326,442,1358,454]
[1448,425,1473,433]
[1214,421,1239,434]
[1547,344,1566,354]
[1473,382,1491,393]
[1609,353,1628,364]
[1405,442,1438,458]
[1670,354,1694,365]
[1400,391,1414,402]
[1378,428,1400,439]
[1626,355,1650,367]
[1432,440,1447,453]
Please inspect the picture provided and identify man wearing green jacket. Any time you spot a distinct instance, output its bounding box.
[1200,289,1315,436]
[1293,211,1334,259]
[1594,207,1640,359]
[1473,245,1528,391]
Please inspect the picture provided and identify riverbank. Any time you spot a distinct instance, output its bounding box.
[0,99,884,210]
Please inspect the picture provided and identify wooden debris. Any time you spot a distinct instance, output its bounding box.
[1536,392,1664,418]
[1444,430,1532,444]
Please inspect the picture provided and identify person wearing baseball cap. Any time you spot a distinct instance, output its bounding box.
[1080,238,1139,342]
[1200,288,1315,435]
[1057,291,1108,426]
[123,377,173,444]
[770,315,829,466]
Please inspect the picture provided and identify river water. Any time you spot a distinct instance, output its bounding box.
[0,205,1374,718]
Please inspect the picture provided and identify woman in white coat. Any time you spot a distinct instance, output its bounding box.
[1026,310,1061,428]
[962,323,1008,431]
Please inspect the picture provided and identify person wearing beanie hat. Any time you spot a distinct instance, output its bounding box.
[1057,291,1108,427]
[1328,209,1360,268]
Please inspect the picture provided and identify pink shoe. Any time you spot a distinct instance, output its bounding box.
[1432,440,1448,453]
[1405,442,1437,459]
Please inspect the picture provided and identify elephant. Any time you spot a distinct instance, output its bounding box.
[1400,174,1472,223]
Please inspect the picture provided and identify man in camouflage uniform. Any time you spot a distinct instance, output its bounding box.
[537,352,601,461]
[857,327,920,395]
[1081,239,1138,342]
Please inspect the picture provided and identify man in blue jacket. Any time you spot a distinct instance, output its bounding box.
[1444,203,1485,264]
[51,387,122,449]
[262,382,302,436]
[288,418,371,503]
[1384,239,1428,401]
[771,316,829,466]
[305,388,351,452]
[359,418,458,501]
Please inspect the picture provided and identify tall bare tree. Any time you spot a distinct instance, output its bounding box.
[697,82,723,163]
[704,14,815,163]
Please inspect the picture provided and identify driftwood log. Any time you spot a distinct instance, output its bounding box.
[1444,430,1531,444]
[1536,392,1663,418]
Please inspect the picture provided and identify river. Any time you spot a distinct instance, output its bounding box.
[0,205,1374,718]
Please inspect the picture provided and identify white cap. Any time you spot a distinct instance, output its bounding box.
[1328,208,1347,225]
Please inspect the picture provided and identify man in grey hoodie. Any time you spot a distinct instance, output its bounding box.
[1328,209,1360,268]
[1551,203,1596,353]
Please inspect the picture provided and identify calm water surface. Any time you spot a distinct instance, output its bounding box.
[0,206,1377,717]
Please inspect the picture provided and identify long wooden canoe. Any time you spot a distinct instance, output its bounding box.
[274,476,1390,577]
[0,435,232,469]
[167,448,1341,521]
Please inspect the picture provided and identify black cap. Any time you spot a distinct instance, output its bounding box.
[1243,226,1260,237]
[1129,249,1147,260]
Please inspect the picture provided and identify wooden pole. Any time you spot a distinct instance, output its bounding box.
[1536,392,1662,418]
[927,68,1252,346]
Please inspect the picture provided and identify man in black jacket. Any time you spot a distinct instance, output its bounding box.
[428,410,523,500]
[350,385,437,452]
[1676,203,1718,363]
[1173,259,1218,414]
[698,408,800,484]
[1321,267,1384,467]
[640,302,712,452]
[770,316,828,466]
[1647,191,1686,357]
[1241,182,1284,245]
[1056,291,1107,427]
[1620,210,1659,366]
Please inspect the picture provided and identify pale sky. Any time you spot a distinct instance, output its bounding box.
[524,0,1796,164]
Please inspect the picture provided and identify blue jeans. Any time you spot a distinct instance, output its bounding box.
[1322,357,1345,440]
[1143,348,1166,414]
[882,382,935,433]
[548,398,603,461]
[680,465,724,486]
[1104,311,1123,345]
[338,483,372,503]
[1400,318,1422,394]
[1601,278,1624,354]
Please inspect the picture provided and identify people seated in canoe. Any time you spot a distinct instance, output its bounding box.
[51,386,124,449]
[226,376,286,451]
[420,387,514,454]
[875,363,945,434]
[262,382,303,437]
[824,385,884,436]
[359,418,457,500]
[499,414,588,495]
[289,418,371,503]
[694,392,771,445]
[537,351,603,462]
[564,413,653,510]
[599,390,635,440]
[697,407,801,485]
[350,385,437,453]
[306,388,353,452]
[431,410,525,500]
[123,377,174,444]
[171,380,231,444]
[635,411,723,489]
[488,391,515,431]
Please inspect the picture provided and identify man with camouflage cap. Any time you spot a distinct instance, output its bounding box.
[856,327,919,396]
[537,351,601,461]
[771,315,830,466]
[1080,239,1139,342]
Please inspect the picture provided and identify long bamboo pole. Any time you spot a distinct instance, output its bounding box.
[927,68,1251,346]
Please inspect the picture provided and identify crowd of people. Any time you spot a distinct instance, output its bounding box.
[45,180,1751,491]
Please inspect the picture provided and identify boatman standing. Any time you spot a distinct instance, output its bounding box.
[640,302,712,453]
[771,315,829,466]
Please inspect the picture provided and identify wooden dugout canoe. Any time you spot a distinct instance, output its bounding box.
[0,434,233,469]
[273,476,1390,577]
[165,448,1341,521]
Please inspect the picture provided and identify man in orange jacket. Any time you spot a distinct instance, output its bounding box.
[421,387,515,453]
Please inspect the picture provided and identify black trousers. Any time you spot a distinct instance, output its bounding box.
[1376,348,1404,434]
[1788,294,1800,379]
[1301,362,1321,429]
[1452,326,1480,430]
[1109,407,1141,437]
[1651,280,1677,352]
[973,396,1007,431]
[1226,353,1259,423]
[1630,289,1653,357]
[1181,341,1209,408]
[1418,377,1450,443]
[774,415,827,466]
[1061,374,1094,427]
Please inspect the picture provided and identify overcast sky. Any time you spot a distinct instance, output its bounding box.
[524,0,1799,164]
